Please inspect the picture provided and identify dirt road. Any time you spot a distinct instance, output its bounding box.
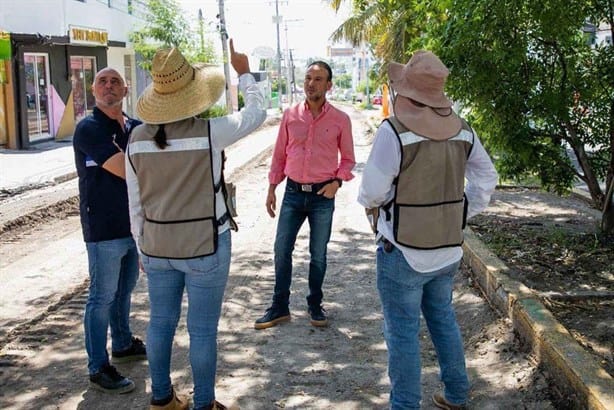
[0,107,557,409]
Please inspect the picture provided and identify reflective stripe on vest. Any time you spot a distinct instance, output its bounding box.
[128,119,218,258]
[387,116,474,249]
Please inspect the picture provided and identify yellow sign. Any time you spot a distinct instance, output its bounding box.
[69,25,108,46]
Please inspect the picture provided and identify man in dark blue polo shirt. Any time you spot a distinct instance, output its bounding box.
[73,67,146,394]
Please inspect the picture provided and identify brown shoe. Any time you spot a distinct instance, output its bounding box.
[204,400,239,410]
[150,387,189,410]
[432,392,466,410]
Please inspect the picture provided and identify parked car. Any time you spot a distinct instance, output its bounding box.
[371,95,383,105]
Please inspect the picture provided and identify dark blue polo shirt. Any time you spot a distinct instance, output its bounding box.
[73,107,141,243]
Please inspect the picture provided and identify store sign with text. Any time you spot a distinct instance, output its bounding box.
[69,25,108,46]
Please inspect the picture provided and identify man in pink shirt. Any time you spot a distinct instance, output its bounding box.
[254,61,356,329]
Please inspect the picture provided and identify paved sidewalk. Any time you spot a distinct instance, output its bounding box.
[0,140,76,192]
[0,109,283,193]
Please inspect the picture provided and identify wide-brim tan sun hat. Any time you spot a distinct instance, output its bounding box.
[388,50,461,140]
[136,48,225,125]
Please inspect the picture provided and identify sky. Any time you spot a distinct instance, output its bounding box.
[177,0,351,61]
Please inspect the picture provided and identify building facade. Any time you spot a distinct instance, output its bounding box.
[0,0,147,149]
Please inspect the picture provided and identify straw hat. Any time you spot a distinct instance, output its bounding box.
[388,50,461,140]
[136,48,225,124]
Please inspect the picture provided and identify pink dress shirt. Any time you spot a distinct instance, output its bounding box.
[268,100,356,185]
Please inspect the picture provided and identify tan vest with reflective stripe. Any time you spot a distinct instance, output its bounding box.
[128,118,217,258]
[387,116,474,249]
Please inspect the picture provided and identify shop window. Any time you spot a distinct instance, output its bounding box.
[24,53,52,142]
[71,56,96,123]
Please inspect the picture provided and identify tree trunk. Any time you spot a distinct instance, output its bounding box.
[570,137,605,208]
[602,177,614,234]
[603,98,614,234]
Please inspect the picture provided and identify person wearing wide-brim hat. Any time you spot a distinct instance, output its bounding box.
[358,50,498,409]
[125,40,266,410]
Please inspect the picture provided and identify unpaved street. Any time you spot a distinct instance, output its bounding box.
[0,107,557,409]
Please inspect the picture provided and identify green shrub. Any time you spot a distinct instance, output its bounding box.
[199,104,227,119]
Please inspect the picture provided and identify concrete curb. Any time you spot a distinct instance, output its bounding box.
[53,171,77,185]
[463,229,614,410]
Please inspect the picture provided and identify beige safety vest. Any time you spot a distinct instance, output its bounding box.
[385,116,474,249]
[127,118,219,258]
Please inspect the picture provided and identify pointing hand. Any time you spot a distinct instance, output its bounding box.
[229,38,250,76]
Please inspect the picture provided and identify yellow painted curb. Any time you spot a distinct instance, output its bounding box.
[463,228,614,410]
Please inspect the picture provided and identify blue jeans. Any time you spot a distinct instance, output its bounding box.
[376,242,469,409]
[273,187,335,308]
[143,230,231,408]
[84,237,139,374]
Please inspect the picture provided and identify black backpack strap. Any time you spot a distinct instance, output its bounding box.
[218,150,238,231]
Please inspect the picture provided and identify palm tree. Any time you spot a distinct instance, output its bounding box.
[326,0,448,80]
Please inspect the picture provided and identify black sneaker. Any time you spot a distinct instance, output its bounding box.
[89,363,135,394]
[308,305,328,327]
[254,306,291,329]
[112,336,147,363]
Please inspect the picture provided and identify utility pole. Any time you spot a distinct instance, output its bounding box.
[285,22,291,105]
[284,18,302,106]
[288,49,296,105]
[274,0,283,111]
[218,0,233,114]
[198,9,205,54]
[363,44,372,109]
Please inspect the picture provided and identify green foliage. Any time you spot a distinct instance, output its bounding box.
[331,0,614,223]
[129,0,217,71]
[433,0,613,207]
[271,78,288,95]
[355,77,379,95]
[198,104,227,119]
[334,73,353,89]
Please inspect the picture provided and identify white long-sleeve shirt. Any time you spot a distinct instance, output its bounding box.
[357,120,498,272]
[126,73,266,254]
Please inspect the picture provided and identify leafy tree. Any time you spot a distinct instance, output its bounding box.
[330,0,614,233]
[271,78,288,95]
[435,0,614,233]
[129,0,216,71]
[334,73,353,89]
[328,0,446,81]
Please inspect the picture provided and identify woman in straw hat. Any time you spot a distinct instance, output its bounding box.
[358,50,498,409]
[125,40,266,410]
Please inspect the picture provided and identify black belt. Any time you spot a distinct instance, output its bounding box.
[379,237,395,253]
[287,178,335,193]
[217,212,230,226]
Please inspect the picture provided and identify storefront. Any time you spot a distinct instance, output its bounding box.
[4,26,119,149]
